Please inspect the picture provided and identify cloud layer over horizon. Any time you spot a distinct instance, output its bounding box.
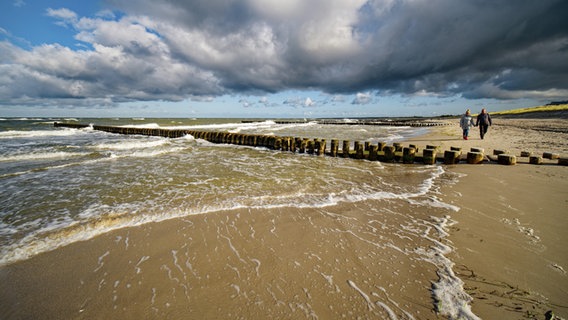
[1,0,567,109]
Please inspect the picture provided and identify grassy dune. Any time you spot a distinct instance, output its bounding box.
[491,104,568,116]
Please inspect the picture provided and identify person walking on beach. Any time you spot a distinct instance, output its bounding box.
[459,109,475,140]
[475,108,492,139]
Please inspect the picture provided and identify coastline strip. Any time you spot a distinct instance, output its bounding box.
[53,122,567,166]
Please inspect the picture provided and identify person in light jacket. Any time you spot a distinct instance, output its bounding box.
[459,109,475,140]
[475,108,492,139]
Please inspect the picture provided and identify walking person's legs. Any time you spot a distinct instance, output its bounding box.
[480,125,488,139]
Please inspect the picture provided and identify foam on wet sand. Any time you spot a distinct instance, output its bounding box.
[405,115,568,319]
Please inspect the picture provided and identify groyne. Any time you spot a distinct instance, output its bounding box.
[53,122,567,166]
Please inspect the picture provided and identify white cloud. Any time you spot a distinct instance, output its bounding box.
[239,98,251,108]
[46,8,78,26]
[352,92,373,105]
[13,0,25,7]
[304,97,315,107]
[284,96,317,108]
[96,10,116,19]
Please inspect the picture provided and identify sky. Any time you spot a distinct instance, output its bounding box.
[1,0,567,118]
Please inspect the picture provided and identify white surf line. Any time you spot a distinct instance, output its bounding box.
[171,250,187,281]
[347,280,374,311]
[94,250,110,272]
[339,229,405,254]
[135,255,150,274]
[348,280,401,319]
[250,258,261,277]
[427,216,481,320]
[373,288,415,320]
[219,233,248,265]
[375,301,399,320]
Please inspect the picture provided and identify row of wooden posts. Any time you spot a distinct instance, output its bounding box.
[54,122,566,166]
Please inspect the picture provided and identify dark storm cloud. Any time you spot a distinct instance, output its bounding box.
[1,0,567,107]
[345,0,568,96]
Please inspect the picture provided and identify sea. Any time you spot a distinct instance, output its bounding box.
[0,117,479,319]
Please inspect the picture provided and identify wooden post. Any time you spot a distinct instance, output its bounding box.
[282,137,290,151]
[272,137,280,150]
[393,142,403,152]
[378,142,386,151]
[369,145,378,161]
[444,150,461,164]
[402,147,416,164]
[355,141,365,159]
[364,141,371,151]
[543,152,560,160]
[497,154,516,165]
[467,152,484,164]
[426,145,440,152]
[493,149,508,156]
[423,149,437,165]
[330,139,339,157]
[342,140,350,158]
[307,139,315,154]
[354,141,361,156]
[383,146,396,162]
[529,156,543,165]
[317,139,326,156]
[299,138,308,153]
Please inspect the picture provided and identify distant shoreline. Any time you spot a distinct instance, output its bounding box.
[2,104,567,122]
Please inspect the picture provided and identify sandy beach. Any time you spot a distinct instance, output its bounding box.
[1,114,567,319]
[405,113,568,319]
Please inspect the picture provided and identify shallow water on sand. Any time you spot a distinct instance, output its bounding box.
[0,118,474,319]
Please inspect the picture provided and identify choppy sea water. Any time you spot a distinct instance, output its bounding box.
[0,118,478,319]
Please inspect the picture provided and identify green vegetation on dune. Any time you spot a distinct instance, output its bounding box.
[491,104,568,115]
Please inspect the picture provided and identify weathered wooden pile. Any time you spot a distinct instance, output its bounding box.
[53,122,567,166]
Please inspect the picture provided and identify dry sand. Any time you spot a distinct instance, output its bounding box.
[404,114,568,319]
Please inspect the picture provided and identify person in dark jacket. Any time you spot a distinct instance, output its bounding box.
[475,108,492,139]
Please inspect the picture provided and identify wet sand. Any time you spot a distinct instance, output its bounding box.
[405,115,568,319]
[1,203,449,319]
